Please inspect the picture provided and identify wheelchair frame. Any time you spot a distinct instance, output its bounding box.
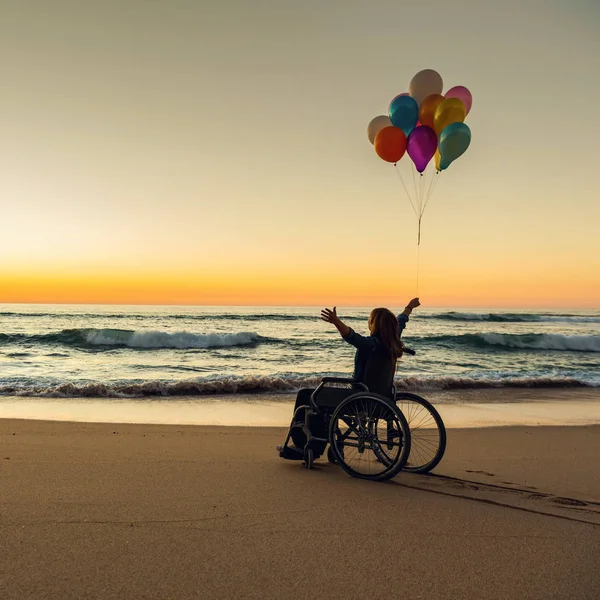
[281,377,365,462]
[279,377,412,481]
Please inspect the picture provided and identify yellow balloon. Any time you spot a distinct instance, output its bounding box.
[419,94,445,129]
[434,149,441,171]
[433,98,466,135]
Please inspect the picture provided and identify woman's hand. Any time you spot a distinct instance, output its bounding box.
[402,297,420,317]
[320,307,339,325]
[321,307,351,337]
[406,298,421,310]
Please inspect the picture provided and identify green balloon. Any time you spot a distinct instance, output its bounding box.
[439,122,471,170]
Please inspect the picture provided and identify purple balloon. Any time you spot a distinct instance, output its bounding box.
[445,85,473,115]
[407,126,438,173]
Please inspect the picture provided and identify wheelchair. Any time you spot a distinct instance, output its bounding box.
[279,377,446,480]
[278,377,412,481]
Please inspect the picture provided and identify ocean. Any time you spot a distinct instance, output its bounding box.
[1,304,599,400]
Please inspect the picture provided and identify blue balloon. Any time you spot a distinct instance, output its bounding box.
[389,95,419,137]
[439,122,471,170]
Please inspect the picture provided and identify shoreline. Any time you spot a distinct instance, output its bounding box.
[1,387,599,428]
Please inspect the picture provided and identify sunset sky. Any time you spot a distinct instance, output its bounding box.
[1,0,599,307]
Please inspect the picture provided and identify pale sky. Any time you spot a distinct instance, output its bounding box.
[1,0,599,307]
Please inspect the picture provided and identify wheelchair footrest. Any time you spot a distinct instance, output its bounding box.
[278,445,304,461]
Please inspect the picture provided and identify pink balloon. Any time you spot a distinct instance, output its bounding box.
[407,126,438,173]
[388,92,409,113]
[445,86,473,115]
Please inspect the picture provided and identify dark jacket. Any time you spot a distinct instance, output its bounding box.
[341,313,409,396]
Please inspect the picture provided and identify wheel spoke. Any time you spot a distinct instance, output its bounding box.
[395,395,446,473]
[332,395,409,479]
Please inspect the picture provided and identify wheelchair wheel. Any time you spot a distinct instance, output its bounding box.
[327,445,338,464]
[304,447,314,470]
[394,392,446,474]
[328,393,411,481]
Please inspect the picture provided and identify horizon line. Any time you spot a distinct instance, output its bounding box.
[0,301,598,311]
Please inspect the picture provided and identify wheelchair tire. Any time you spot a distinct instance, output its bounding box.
[394,392,447,474]
[327,446,338,465]
[304,447,314,470]
[328,392,411,481]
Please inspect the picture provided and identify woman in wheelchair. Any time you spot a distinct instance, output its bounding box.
[277,298,420,460]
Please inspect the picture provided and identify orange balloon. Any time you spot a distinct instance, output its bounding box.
[374,126,406,163]
[419,94,445,130]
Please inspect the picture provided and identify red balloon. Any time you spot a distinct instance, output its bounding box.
[374,126,407,163]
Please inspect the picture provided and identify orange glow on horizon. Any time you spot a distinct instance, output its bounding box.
[2,267,598,309]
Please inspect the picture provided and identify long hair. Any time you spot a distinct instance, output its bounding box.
[368,308,404,359]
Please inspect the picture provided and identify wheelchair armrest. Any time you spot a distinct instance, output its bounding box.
[321,376,365,387]
[309,378,368,411]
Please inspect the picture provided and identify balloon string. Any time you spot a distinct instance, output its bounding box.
[411,165,418,213]
[395,163,419,217]
[398,164,432,295]
[415,169,421,215]
[394,163,419,218]
[425,168,436,203]
[422,170,435,214]
[416,239,421,295]
[422,170,441,214]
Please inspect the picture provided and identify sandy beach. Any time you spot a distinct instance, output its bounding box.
[1,418,599,600]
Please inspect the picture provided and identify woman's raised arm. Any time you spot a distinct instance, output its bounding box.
[320,307,351,338]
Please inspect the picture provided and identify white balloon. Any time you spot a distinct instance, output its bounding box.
[367,115,392,145]
[409,69,443,107]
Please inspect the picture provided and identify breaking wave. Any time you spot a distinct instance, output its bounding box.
[411,333,600,353]
[0,374,595,398]
[0,329,268,350]
[475,333,600,352]
[426,312,600,323]
[0,375,322,398]
[2,329,599,353]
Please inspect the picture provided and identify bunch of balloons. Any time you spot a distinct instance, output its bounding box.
[367,69,472,172]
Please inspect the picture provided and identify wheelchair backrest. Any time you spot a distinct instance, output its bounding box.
[362,345,396,397]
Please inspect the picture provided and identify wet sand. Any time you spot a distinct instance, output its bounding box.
[1,387,599,428]
[1,419,599,599]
